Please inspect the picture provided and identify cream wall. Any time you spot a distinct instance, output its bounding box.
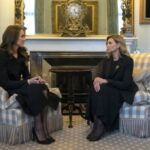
[134,0,150,52]
[0,0,150,52]
[0,0,14,42]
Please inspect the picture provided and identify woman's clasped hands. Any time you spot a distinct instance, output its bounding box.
[27,76,46,85]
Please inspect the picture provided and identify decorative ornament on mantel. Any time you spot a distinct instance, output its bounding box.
[120,0,133,37]
[59,0,89,37]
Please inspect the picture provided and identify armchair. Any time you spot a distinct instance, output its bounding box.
[120,53,150,137]
[0,87,63,144]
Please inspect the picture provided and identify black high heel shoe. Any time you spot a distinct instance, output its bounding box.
[32,128,55,144]
[47,135,55,143]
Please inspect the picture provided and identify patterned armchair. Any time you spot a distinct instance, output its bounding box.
[120,53,150,137]
[0,87,63,144]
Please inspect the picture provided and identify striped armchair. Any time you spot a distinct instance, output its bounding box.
[0,87,63,144]
[120,53,150,137]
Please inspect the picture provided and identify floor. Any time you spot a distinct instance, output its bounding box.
[0,116,150,150]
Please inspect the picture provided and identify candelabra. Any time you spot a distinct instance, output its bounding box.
[120,0,133,36]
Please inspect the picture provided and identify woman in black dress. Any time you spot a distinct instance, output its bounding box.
[0,25,60,144]
[86,35,138,141]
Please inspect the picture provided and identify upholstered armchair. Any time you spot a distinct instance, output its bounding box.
[120,53,150,137]
[0,87,63,144]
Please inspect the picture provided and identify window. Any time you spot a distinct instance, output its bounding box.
[118,0,123,33]
[24,0,35,35]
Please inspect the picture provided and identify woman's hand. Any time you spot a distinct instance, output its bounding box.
[94,82,101,92]
[93,77,108,92]
[27,76,46,85]
[94,77,108,85]
[37,76,46,84]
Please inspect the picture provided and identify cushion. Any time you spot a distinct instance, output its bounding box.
[143,77,150,92]
[133,68,150,82]
[135,82,146,91]
[133,91,150,105]
[131,53,150,70]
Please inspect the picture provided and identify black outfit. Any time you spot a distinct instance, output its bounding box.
[0,49,60,116]
[86,54,138,131]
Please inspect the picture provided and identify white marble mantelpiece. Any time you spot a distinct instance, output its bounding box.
[25,35,138,53]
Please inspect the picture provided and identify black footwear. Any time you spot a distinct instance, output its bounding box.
[88,127,105,141]
[47,135,55,143]
[88,118,105,141]
[86,122,97,139]
[32,128,55,144]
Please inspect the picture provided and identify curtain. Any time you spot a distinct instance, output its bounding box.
[107,0,118,34]
[35,0,44,33]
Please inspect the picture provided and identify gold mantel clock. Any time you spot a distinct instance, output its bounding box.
[60,0,89,37]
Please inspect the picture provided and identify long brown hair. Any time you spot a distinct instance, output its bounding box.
[0,25,28,61]
[106,35,129,56]
[0,25,25,51]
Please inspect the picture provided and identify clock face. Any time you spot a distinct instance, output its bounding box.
[67,3,82,18]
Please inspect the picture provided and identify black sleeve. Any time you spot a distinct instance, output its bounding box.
[107,57,134,90]
[96,58,107,78]
[0,52,27,90]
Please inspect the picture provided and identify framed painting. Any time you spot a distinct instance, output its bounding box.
[52,0,98,34]
[140,0,150,24]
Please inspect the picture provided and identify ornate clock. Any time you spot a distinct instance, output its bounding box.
[60,0,89,37]
[67,3,82,19]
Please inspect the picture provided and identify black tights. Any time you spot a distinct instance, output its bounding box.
[34,89,50,140]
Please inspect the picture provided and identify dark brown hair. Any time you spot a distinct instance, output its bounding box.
[0,25,29,62]
[0,24,25,51]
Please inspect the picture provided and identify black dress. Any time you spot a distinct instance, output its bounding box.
[86,54,138,131]
[0,49,60,116]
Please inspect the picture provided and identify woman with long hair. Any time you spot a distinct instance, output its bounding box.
[0,25,60,144]
[86,35,138,141]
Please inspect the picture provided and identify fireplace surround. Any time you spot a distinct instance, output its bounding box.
[30,51,106,83]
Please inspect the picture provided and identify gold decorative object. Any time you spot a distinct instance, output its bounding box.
[140,0,150,24]
[59,0,89,37]
[120,0,134,36]
[15,0,24,25]
[52,0,98,36]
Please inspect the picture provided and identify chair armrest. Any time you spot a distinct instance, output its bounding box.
[0,87,19,110]
[49,88,62,98]
[0,94,19,110]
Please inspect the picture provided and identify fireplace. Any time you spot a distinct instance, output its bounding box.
[30,51,106,84]
[30,51,106,127]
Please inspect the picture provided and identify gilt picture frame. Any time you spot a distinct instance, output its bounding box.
[52,0,98,34]
[140,0,150,24]
[15,0,24,25]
